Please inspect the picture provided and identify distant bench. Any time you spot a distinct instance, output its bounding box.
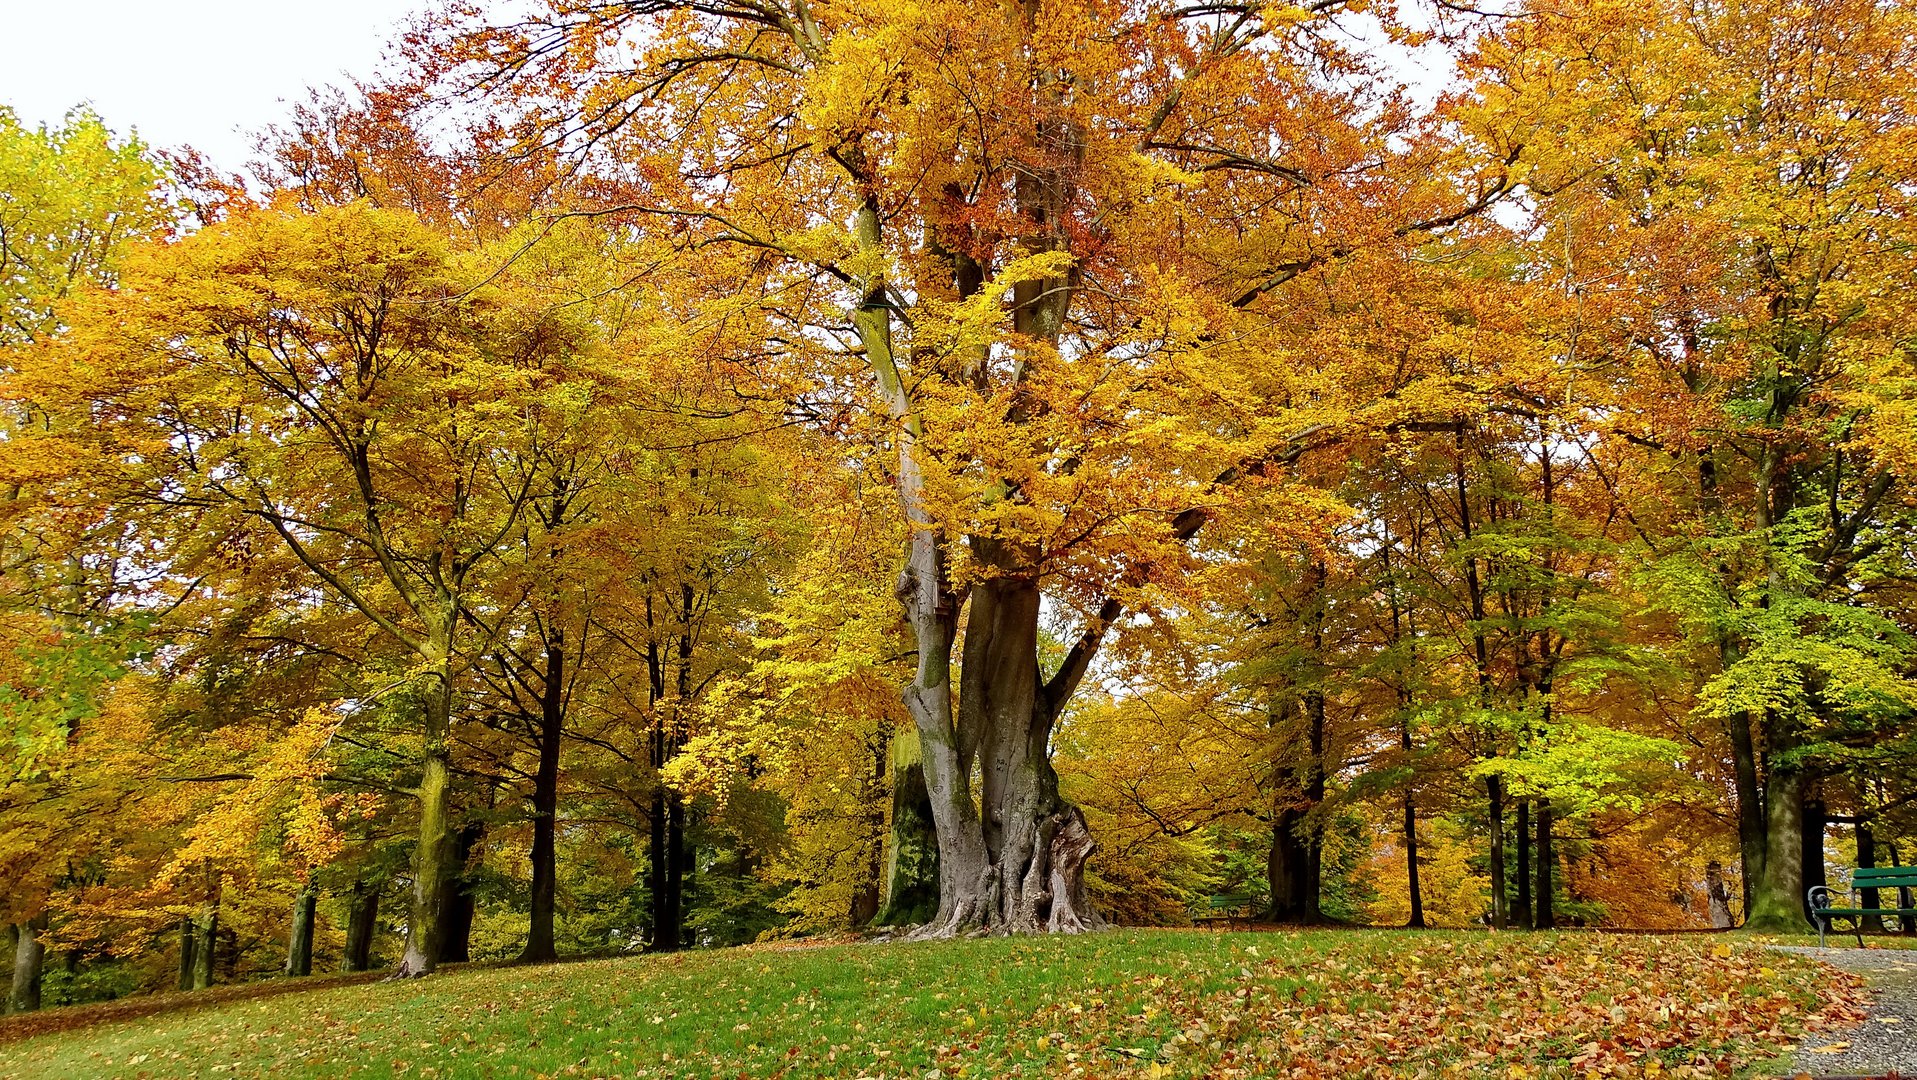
[1193,893,1256,929]
[1809,866,1917,947]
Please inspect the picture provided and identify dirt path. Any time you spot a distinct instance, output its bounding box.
[1774,946,1917,1076]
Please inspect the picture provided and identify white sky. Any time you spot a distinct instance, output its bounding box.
[0,0,427,169]
[0,2,1457,174]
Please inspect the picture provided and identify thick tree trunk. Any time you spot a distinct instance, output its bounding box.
[284,887,317,977]
[1269,804,1309,922]
[192,910,217,991]
[8,914,45,1014]
[1514,799,1532,930]
[1801,792,1826,919]
[519,640,565,965]
[1745,734,1807,932]
[877,732,941,926]
[856,61,1103,934]
[396,660,455,977]
[343,881,380,972]
[434,820,482,964]
[1534,801,1555,930]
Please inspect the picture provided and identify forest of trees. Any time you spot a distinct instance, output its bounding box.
[4,0,1917,1011]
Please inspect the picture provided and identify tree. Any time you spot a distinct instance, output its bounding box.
[16,202,601,973]
[446,0,1528,937]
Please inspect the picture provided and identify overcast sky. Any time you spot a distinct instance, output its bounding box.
[1,2,1455,174]
[0,0,424,168]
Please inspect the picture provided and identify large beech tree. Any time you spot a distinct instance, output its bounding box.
[446,0,1531,935]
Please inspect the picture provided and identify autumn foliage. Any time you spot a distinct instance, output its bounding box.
[0,2,1914,1066]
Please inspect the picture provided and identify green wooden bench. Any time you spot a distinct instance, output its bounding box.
[1193,893,1256,929]
[1809,866,1917,947]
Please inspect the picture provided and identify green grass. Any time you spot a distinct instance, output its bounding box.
[0,929,1862,1079]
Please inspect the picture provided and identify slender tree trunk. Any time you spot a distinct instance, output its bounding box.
[343,881,379,972]
[177,916,197,990]
[519,638,565,965]
[1487,776,1507,930]
[1300,561,1328,924]
[1514,799,1532,930]
[1455,422,1503,930]
[1382,536,1425,929]
[666,796,688,947]
[7,914,46,1014]
[1403,791,1426,928]
[1725,704,1766,917]
[647,785,673,951]
[284,887,317,977]
[1534,802,1555,930]
[1301,691,1326,925]
[1858,820,1883,933]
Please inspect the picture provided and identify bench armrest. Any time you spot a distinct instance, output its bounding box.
[1808,885,1839,913]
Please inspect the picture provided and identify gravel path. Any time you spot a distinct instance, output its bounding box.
[1773,946,1917,1076]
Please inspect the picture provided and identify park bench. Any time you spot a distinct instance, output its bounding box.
[1193,893,1257,929]
[1808,866,1917,947]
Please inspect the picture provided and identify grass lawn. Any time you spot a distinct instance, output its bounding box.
[0,929,1868,1080]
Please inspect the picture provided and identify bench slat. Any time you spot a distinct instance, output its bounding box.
[1816,908,1917,917]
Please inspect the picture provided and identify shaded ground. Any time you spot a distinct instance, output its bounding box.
[1776,945,1917,1077]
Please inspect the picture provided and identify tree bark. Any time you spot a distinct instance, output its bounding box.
[518,636,565,965]
[1801,791,1826,917]
[1724,702,1766,917]
[7,914,46,1014]
[1403,793,1426,928]
[1534,801,1555,930]
[284,887,317,977]
[1514,799,1532,930]
[666,795,689,946]
[343,881,380,972]
[1745,727,1807,932]
[1487,776,1507,929]
[877,732,941,926]
[1268,804,1309,922]
[176,916,197,990]
[192,910,217,991]
[434,820,482,964]
[1705,860,1734,928]
[395,650,456,977]
[647,784,673,951]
